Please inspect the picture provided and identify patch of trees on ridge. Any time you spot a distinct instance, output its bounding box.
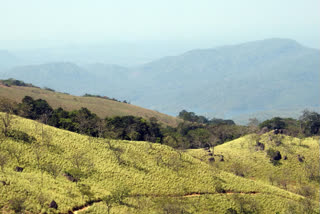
[6,96,160,142]
[0,78,130,104]
[259,113,320,137]
[0,78,38,88]
[82,93,130,104]
[0,96,251,149]
[178,109,235,125]
[1,96,319,150]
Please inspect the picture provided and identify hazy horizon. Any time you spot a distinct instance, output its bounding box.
[1,0,320,51]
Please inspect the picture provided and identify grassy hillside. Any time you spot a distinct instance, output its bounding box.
[0,84,181,127]
[0,115,315,213]
[187,133,320,202]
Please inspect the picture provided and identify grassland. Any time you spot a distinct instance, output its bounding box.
[187,133,320,202]
[0,84,181,127]
[0,114,317,213]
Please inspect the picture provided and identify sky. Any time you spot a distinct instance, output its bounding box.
[0,0,320,49]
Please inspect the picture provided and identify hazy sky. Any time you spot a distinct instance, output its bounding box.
[1,0,319,49]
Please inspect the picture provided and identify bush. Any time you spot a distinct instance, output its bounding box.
[42,162,61,178]
[43,87,55,92]
[7,130,36,143]
[65,168,86,182]
[0,78,35,87]
[259,117,286,130]
[266,148,282,166]
[225,208,238,214]
[215,183,226,193]
[298,185,315,198]
[230,162,247,177]
[255,142,265,151]
[9,196,26,213]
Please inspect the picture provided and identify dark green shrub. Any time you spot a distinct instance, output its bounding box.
[255,141,265,151]
[215,183,226,193]
[43,87,55,92]
[8,130,36,143]
[9,196,26,213]
[266,148,282,166]
[0,78,35,87]
[225,208,238,214]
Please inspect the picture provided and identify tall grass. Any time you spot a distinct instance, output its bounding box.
[0,115,315,213]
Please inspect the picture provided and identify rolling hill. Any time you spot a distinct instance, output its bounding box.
[0,84,181,127]
[187,133,320,202]
[0,62,92,94]
[0,114,315,213]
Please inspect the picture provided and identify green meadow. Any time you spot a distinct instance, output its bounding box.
[0,114,318,213]
[188,133,319,203]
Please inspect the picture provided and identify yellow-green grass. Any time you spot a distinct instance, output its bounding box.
[188,133,320,201]
[0,85,181,127]
[0,115,313,213]
[80,193,313,214]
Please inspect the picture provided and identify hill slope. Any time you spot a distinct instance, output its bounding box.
[0,115,312,213]
[0,85,181,127]
[0,62,92,94]
[187,133,320,202]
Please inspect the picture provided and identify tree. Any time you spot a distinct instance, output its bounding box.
[0,97,16,137]
[102,186,131,214]
[32,143,44,169]
[259,117,286,130]
[178,110,197,122]
[157,198,187,214]
[188,128,211,148]
[0,112,13,137]
[18,96,53,120]
[103,194,115,214]
[299,198,318,214]
[247,118,260,133]
[71,107,99,136]
[42,162,61,179]
[9,196,26,214]
[232,194,259,214]
[78,184,94,201]
[178,109,211,124]
[69,151,88,170]
[230,162,248,177]
[37,192,49,210]
[299,110,320,136]
[209,118,235,125]
[304,160,320,182]
[5,144,23,165]
[0,152,8,172]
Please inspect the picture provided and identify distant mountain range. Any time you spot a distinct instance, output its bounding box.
[1,38,319,123]
[0,50,21,69]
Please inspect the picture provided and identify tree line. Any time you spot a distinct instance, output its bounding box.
[1,96,319,150]
[258,112,320,137]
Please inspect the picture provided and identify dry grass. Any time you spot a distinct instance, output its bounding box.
[0,85,181,127]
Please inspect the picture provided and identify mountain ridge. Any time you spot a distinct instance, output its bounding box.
[0,38,319,123]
